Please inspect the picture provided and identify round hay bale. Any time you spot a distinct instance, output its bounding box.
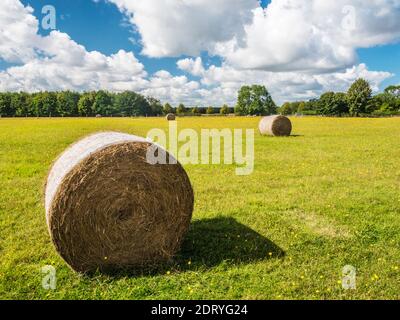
[45,132,194,273]
[166,113,176,121]
[259,115,292,136]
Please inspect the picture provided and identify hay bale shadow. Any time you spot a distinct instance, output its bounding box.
[94,217,284,278]
[176,217,284,269]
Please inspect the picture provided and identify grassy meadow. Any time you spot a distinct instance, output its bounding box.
[0,116,399,300]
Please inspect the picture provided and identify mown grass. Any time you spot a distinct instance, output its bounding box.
[0,117,399,300]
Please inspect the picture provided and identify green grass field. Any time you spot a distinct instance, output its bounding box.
[0,117,399,300]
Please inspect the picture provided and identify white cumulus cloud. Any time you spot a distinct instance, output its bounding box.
[178,58,393,105]
[110,0,400,73]
[0,0,398,107]
[105,0,258,57]
[218,0,400,72]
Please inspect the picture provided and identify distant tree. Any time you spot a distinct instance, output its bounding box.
[191,106,200,115]
[303,99,319,114]
[279,102,304,115]
[93,91,113,116]
[384,85,400,98]
[11,92,32,117]
[381,85,400,113]
[206,106,214,114]
[163,103,173,115]
[297,101,306,114]
[280,102,293,115]
[347,79,372,116]
[31,92,58,117]
[220,104,230,115]
[369,92,399,114]
[290,102,300,114]
[318,92,348,116]
[236,85,277,116]
[115,91,150,116]
[146,97,163,116]
[0,92,13,117]
[78,92,95,116]
[57,91,80,117]
[234,105,241,115]
[176,103,186,115]
[198,107,207,114]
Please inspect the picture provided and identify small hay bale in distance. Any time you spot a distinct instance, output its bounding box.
[166,113,176,121]
[259,115,292,136]
[45,132,194,273]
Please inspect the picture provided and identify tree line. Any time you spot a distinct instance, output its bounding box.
[0,90,235,118]
[279,80,400,117]
[0,79,399,118]
[233,80,400,117]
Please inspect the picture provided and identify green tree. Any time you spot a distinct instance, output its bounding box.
[290,102,300,114]
[297,101,306,114]
[236,85,277,116]
[206,106,214,114]
[384,85,400,99]
[280,102,293,115]
[78,92,95,116]
[57,91,80,117]
[93,91,113,116]
[279,102,303,115]
[318,92,348,116]
[382,85,400,113]
[32,92,58,117]
[146,97,163,116]
[369,93,398,114]
[176,103,186,115]
[163,103,173,115]
[301,99,319,115]
[11,92,32,117]
[191,106,200,115]
[0,92,13,117]
[347,79,372,116]
[220,104,230,115]
[115,91,150,116]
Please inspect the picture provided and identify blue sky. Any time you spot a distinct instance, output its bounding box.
[21,0,399,86]
[358,45,400,90]
[20,0,223,80]
[1,0,399,106]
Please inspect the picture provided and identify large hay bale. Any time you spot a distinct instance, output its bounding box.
[166,113,176,121]
[45,132,194,273]
[259,115,292,136]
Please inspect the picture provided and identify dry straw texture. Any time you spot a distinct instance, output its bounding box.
[259,115,292,136]
[166,113,176,121]
[45,132,194,273]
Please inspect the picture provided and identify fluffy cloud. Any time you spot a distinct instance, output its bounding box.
[0,0,199,100]
[0,0,397,107]
[105,0,258,57]
[0,33,148,92]
[219,0,400,72]
[141,70,202,105]
[0,0,150,92]
[178,58,392,104]
[176,57,205,77]
[110,0,400,73]
[0,0,39,63]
